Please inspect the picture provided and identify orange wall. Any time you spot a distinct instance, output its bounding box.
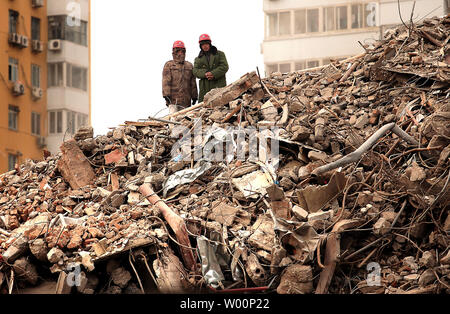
[0,0,48,174]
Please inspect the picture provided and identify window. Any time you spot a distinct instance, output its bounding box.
[48,16,88,46]
[31,17,41,40]
[48,16,64,39]
[295,60,320,70]
[267,13,278,37]
[57,111,63,133]
[307,9,319,33]
[267,4,376,37]
[8,58,19,82]
[66,20,88,46]
[323,7,335,31]
[77,113,88,130]
[307,60,320,68]
[67,111,76,134]
[352,4,376,29]
[8,154,17,171]
[292,8,320,35]
[49,111,55,134]
[48,63,64,87]
[337,6,348,30]
[267,11,291,37]
[49,110,63,134]
[32,64,40,88]
[266,63,291,75]
[279,12,291,35]
[351,4,363,29]
[9,10,18,34]
[67,64,88,91]
[81,21,88,45]
[266,64,277,76]
[294,10,306,34]
[8,105,19,130]
[77,113,82,130]
[295,61,306,71]
[365,3,377,28]
[279,63,291,73]
[31,112,41,135]
[447,0,450,13]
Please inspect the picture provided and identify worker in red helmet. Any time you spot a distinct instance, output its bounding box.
[193,34,229,103]
[162,40,198,114]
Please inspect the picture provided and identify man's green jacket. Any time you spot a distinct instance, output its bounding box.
[193,46,229,102]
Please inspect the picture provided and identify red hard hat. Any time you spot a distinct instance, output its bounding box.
[199,34,211,43]
[173,40,185,49]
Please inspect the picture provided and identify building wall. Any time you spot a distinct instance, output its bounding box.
[46,0,90,155]
[262,0,447,75]
[46,40,89,66]
[0,0,48,173]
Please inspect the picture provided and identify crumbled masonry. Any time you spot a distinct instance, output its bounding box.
[1,16,449,294]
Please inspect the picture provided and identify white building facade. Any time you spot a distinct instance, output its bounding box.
[262,0,449,75]
[46,0,90,154]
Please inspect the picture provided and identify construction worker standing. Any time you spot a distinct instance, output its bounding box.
[193,34,229,103]
[162,41,198,114]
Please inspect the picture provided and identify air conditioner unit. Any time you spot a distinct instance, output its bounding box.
[32,87,43,99]
[36,136,46,148]
[8,33,17,44]
[12,81,25,96]
[32,0,44,8]
[9,33,21,45]
[14,34,21,45]
[48,39,62,51]
[32,40,43,52]
[21,35,29,48]
[16,34,23,46]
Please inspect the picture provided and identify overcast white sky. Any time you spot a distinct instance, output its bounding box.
[91,0,265,136]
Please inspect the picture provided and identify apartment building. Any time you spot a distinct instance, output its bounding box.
[262,0,449,75]
[46,0,91,155]
[0,0,47,173]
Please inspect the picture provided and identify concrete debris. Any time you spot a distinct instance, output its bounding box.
[111,267,132,288]
[13,257,39,286]
[47,247,64,264]
[245,253,267,287]
[1,16,449,294]
[277,265,313,294]
[57,140,96,189]
[29,239,48,262]
[292,205,308,221]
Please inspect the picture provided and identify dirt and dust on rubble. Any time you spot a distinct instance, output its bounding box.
[1,15,449,295]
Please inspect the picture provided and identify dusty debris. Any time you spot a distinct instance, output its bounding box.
[29,239,48,262]
[13,257,39,286]
[111,267,132,288]
[57,140,96,189]
[152,249,193,293]
[203,71,260,108]
[1,16,449,294]
[277,265,313,294]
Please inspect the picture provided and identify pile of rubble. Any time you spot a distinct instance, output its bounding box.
[1,15,449,294]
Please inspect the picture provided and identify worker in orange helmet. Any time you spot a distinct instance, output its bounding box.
[162,40,198,114]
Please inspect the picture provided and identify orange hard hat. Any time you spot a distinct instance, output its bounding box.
[173,40,185,49]
[199,34,211,43]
